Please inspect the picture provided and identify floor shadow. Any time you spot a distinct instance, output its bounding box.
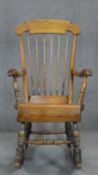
[23,145,74,175]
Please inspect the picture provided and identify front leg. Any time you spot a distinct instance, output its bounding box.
[73,122,82,168]
[15,123,26,167]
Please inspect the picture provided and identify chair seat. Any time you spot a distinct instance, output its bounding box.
[17,96,80,122]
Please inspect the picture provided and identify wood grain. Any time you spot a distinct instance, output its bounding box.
[17,104,80,122]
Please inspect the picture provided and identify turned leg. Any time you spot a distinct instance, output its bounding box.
[65,122,73,148]
[73,122,82,168]
[24,122,32,149]
[15,123,25,168]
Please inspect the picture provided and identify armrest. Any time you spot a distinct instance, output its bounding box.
[8,69,23,78]
[72,69,93,77]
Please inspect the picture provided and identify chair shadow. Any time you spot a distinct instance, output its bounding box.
[24,145,75,175]
[0,160,17,175]
[0,139,75,175]
[0,147,37,175]
[0,146,74,175]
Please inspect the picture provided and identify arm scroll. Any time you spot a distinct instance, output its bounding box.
[8,69,23,78]
[72,69,93,78]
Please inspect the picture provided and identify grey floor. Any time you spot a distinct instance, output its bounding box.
[0,131,98,175]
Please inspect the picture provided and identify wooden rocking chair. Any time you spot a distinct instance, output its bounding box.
[8,19,92,168]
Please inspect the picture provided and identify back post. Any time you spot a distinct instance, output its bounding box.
[18,35,28,103]
[68,34,77,103]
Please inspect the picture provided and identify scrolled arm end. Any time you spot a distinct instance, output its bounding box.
[8,69,22,78]
[72,69,93,77]
[80,69,93,77]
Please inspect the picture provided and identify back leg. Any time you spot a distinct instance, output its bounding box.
[65,122,73,149]
[25,122,32,149]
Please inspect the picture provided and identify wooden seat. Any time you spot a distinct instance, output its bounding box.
[8,19,92,168]
[18,96,80,122]
[18,103,80,122]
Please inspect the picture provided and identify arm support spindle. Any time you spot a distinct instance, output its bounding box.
[8,69,22,109]
[72,68,93,108]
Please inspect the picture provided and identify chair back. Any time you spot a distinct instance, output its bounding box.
[16,19,80,103]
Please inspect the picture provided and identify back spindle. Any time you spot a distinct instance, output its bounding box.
[56,35,61,95]
[50,35,53,95]
[43,34,46,95]
[35,35,40,95]
[26,32,34,94]
[62,33,68,95]
[68,34,77,103]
